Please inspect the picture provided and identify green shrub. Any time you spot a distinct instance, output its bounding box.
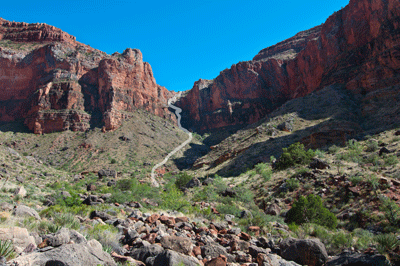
[349,174,363,185]
[365,140,379,152]
[328,145,340,154]
[159,186,191,212]
[110,158,117,164]
[275,142,315,170]
[375,234,400,254]
[286,194,337,229]
[254,163,273,181]
[286,178,300,191]
[384,155,398,166]
[0,239,15,260]
[174,172,192,189]
[380,197,400,226]
[353,228,374,250]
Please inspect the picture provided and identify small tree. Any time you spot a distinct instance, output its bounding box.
[275,142,315,170]
[286,194,337,229]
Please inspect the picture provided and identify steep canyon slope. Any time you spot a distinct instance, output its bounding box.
[175,0,400,133]
[0,18,175,133]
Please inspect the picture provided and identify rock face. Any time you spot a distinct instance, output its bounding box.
[0,18,175,133]
[175,0,400,132]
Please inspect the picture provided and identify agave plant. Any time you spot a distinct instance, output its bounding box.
[0,239,15,260]
[375,233,400,254]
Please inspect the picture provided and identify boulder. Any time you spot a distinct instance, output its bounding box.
[205,254,227,266]
[186,177,201,188]
[309,158,330,169]
[10,239,116,266]
[153,250,200,266]
[265,203,281,216]
[98,169,117,179]
[0,227,36,254]
[12,205,40,220]
[325,252,389,266]
[161,235,193,255]
[44,228,70,247]
[14,186,27,198]
[90,211,113,222]
[129,244,164,262]
[280,238,328,266]
[201,244,234,262]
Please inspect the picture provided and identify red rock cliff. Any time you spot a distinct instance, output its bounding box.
[175,0,400,132]
[0,18,175,133]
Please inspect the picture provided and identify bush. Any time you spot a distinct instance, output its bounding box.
[275,142,315,170]
[174,172,192,189]
[286,178,300,191]
[384,155,398,166]
[286,194,337,229]
[254,163,273,181]
[380,197,400,226]
[375,234,400,254]
[365,140,379,152]
[0,239,15,260]
[328,145,340,154]
[349,174,363,185]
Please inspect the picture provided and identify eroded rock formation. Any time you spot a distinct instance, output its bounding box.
[175,0,400,132]
[0,18,175,133]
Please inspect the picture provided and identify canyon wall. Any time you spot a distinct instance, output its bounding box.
[0,18,175,133]
[175,0,400,132]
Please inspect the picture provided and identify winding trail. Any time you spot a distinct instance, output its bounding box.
[150,96,192,187]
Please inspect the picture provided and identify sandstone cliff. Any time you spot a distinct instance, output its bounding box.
[175,0,400,132]
[0,18,175,133]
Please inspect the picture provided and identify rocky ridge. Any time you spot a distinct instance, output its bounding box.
[0,18,175,133]
[175,0,400,132]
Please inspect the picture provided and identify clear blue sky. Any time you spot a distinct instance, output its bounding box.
[2,1,349,92]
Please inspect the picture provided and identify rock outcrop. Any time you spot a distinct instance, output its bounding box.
[0,18,175,133]
[175,0,400,132]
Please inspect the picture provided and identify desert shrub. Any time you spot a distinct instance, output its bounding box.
[254,163,273,181]
[174,172,192,189]
[367,174,380,191]
[375,234,400,254]
[159,186,191,212]
[286,194,337,229]
[328,145,340,154]
[349,175,363,185]
[380,196,400,226]
[275,142,315,170]
[216,203,241,217]
[116,178,135,191]
[56,191,82,207]
[365,140,379,152]
[286,178,300,191]
[192,185,218,202]
[353,228,374,250]
[0,240,15,261]
[384,155,398,166]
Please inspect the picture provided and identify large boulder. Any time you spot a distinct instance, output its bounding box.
[160,235,193,255]
[98,169,117,179]
[153,250,200,266]
[129,244,164,263]
[10,239,116,266]
[280,238,328,266]
[12,205,40,220]
[325,252,389,266]
[0,227,36,254]
[201,244,235,262]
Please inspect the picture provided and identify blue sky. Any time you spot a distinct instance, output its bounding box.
[2,1,349,91]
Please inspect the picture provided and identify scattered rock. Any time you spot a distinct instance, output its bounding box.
[379,147,391,156]
[153,250,201,266]
[11,239,116,266]
[0,227,36,254]
[186,177,201,188]
[12,205,40,220]
[309,158,330,169]
[14,186,27,198]
[325,252,389,266]
[281,238,328,266]
[98,169,117,179]
[265,203,281,216]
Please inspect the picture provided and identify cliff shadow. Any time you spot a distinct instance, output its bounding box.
[209,84,400,177]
